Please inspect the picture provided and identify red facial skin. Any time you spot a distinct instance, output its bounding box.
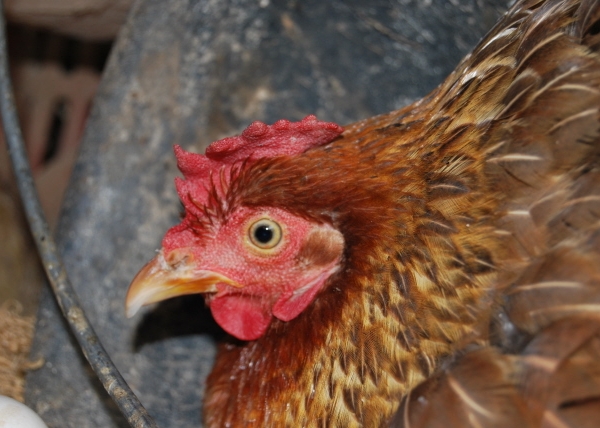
[160,206,344,341]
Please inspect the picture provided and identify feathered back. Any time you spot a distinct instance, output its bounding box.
[389,0,600,426]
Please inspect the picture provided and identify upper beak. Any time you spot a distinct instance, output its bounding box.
[125,248,242,318]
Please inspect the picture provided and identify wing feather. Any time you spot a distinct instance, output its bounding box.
[391,0,600,425]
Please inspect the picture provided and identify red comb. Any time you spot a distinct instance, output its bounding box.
[171,115,343,218]
[204,115,343,162]
[175,115,343,174]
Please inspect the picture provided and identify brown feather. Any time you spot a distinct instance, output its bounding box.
[200,0,600,426]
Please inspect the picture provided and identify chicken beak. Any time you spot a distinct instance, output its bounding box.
[125,248,242,318]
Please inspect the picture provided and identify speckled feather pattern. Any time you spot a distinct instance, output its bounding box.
[202,0,600,426]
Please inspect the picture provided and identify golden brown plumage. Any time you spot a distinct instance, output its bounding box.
[127,0,600,426]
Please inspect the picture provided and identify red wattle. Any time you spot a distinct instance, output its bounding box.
[209,295,273,341]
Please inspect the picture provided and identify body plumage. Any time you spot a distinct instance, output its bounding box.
[127,1,600,426]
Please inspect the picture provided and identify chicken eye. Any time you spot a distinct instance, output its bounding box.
[248,219,282,250]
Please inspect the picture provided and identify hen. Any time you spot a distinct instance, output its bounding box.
[126,0,600,426]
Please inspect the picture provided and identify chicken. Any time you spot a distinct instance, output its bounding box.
[125,0,600,426]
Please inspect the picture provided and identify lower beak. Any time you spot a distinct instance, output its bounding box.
[125,248,241,318]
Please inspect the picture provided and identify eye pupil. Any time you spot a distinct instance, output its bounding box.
[248,218,282,250]
[254,225,274,244]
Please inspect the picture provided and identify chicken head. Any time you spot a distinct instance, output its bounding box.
[126,116,345,340]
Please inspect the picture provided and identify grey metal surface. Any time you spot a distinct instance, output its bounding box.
[0,2,157,427]
[26,0,511,426]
